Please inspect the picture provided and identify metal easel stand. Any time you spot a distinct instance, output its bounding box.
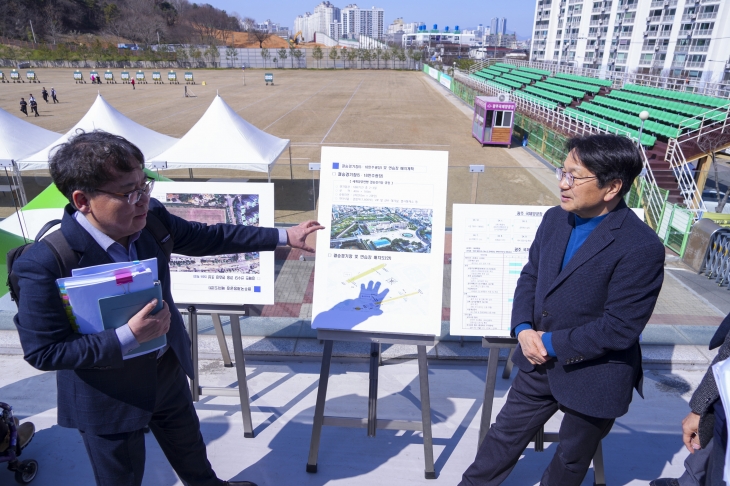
[306,329,437,479]
[180,303,256,438]
[478,337,606,486]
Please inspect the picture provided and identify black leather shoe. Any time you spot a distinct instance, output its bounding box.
[223,481,258,486]
[649,479,680,486]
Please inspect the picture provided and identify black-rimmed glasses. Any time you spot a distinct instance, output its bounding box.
[555,167,597,188]
[95,178,154,204]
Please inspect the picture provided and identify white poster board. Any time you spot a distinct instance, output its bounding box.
[450,204,645,337]
[312,147,448,336]
[151,182,275,306]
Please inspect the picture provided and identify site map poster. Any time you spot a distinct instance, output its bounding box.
[450,205,644,337]
[312,147,448,336]
[151,182,275,306]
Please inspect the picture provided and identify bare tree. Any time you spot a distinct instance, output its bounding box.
[697,129,730,212]
[45,4,64,44]
[328,47,339,69]
[277,47,287,67]
[249,29,272,48]
[241,17,256,32]
[260,47,269,67]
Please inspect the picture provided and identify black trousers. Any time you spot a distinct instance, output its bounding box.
[79,351,221,486]
[460,365,615,486]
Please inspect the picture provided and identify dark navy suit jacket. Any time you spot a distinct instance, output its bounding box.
[510,200,665,419]
[13,199,279,435]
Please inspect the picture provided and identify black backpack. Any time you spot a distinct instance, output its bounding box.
[6,212,174,307]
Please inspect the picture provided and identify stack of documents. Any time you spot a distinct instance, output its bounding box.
[57,258,167,359]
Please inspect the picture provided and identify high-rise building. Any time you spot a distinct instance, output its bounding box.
[530,0,730,82]
[342,4,385,40]
[490,17,507,36]
[294,2,341,42]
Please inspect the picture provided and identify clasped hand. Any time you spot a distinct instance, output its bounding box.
[518,329,552,365]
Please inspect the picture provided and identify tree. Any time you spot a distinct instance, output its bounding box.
[250,29,272,48]
[189,45,202,65]
[363,49,372,68]
[312,45,323,68]
[241,16,256,32]
[45,4,64,45]
[292,48,303,68]
[277,48,287,68]
[374,47,382,69]
[205,44,219,66]
[328,47,340,69]
[357,48,366,68]
[260,47,269,67]
[346,48,357,69]
[411,49,422,70]
[697,129,730,212]
[226,46,238,66]
[396,48,407,68]
[382,47,392,69]
[288,45,296,67]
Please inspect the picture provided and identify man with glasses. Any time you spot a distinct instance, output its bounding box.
[12,130,323,486]
[460,135,665,485]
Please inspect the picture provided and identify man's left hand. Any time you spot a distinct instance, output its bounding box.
[286,220,324,252]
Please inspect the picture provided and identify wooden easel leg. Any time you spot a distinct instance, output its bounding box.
[230,315,254,438]
[478,346,501,446]
[307,340,334,473]
[367,342,380,437]
[187,306,200,402]
[502,348,515,379]
[211,313,233,367]
[592,440,606,486]
[417,345,436,479]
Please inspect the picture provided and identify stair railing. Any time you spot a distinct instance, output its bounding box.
[665,137,707,217]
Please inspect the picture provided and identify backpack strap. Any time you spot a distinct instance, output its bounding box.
[145,211,174,261]
[42,229,80,278]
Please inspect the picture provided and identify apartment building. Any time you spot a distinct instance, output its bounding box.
[342,4,385,40]
[531,0,730,82]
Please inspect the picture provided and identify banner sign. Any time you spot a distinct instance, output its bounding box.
[312,147,448,335]
[151,182,275,306]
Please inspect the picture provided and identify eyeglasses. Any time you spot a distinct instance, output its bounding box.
[555,167,597,188]
[95,178,154,204]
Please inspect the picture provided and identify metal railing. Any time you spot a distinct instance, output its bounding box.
[454,72,666,226]
[664,138,707,217]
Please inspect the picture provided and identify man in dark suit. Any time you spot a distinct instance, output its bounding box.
[460,135,665,485]
[13,130,323,486]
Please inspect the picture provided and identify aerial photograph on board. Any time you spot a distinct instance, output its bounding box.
[330,205,432,253]
[164,193,261,274]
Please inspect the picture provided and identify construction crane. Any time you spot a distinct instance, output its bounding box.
[288,31,304,47]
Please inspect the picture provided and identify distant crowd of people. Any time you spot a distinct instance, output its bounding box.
[19,87,58,117]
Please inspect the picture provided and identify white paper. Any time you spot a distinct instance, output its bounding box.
[72,258,159,280]
[450,205,645,337]
[57,261,158,334]
[312,147,448,336]
[150,182,275,306]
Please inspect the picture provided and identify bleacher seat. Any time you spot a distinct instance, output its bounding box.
[591,95,701,131]
[576,102,680,139]
[524,86,572,105]
[563,107,656,147]
[513,90,559,110]
[544,77,600,95]
[516,67,552,77]
[503,73,533,85]
[534,81,585,100]
[608,90,727,124]
[623,84,730,110]
[555,72,612,88]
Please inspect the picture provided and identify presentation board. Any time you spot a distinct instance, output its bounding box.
[450,204,645,337]
[151,182,275,306]
[312,147,448,336]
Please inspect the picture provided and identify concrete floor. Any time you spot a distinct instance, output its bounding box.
[0,354,706,486]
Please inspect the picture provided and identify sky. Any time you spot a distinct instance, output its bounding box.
[203,0,537,40]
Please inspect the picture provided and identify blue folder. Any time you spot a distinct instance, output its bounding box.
[97,282,167,359]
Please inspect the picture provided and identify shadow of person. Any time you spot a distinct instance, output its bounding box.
[311,281,389,331]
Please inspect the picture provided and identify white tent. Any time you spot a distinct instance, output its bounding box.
[0,107,61,165]
[19,94,178,170]
[148,94,291,177]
